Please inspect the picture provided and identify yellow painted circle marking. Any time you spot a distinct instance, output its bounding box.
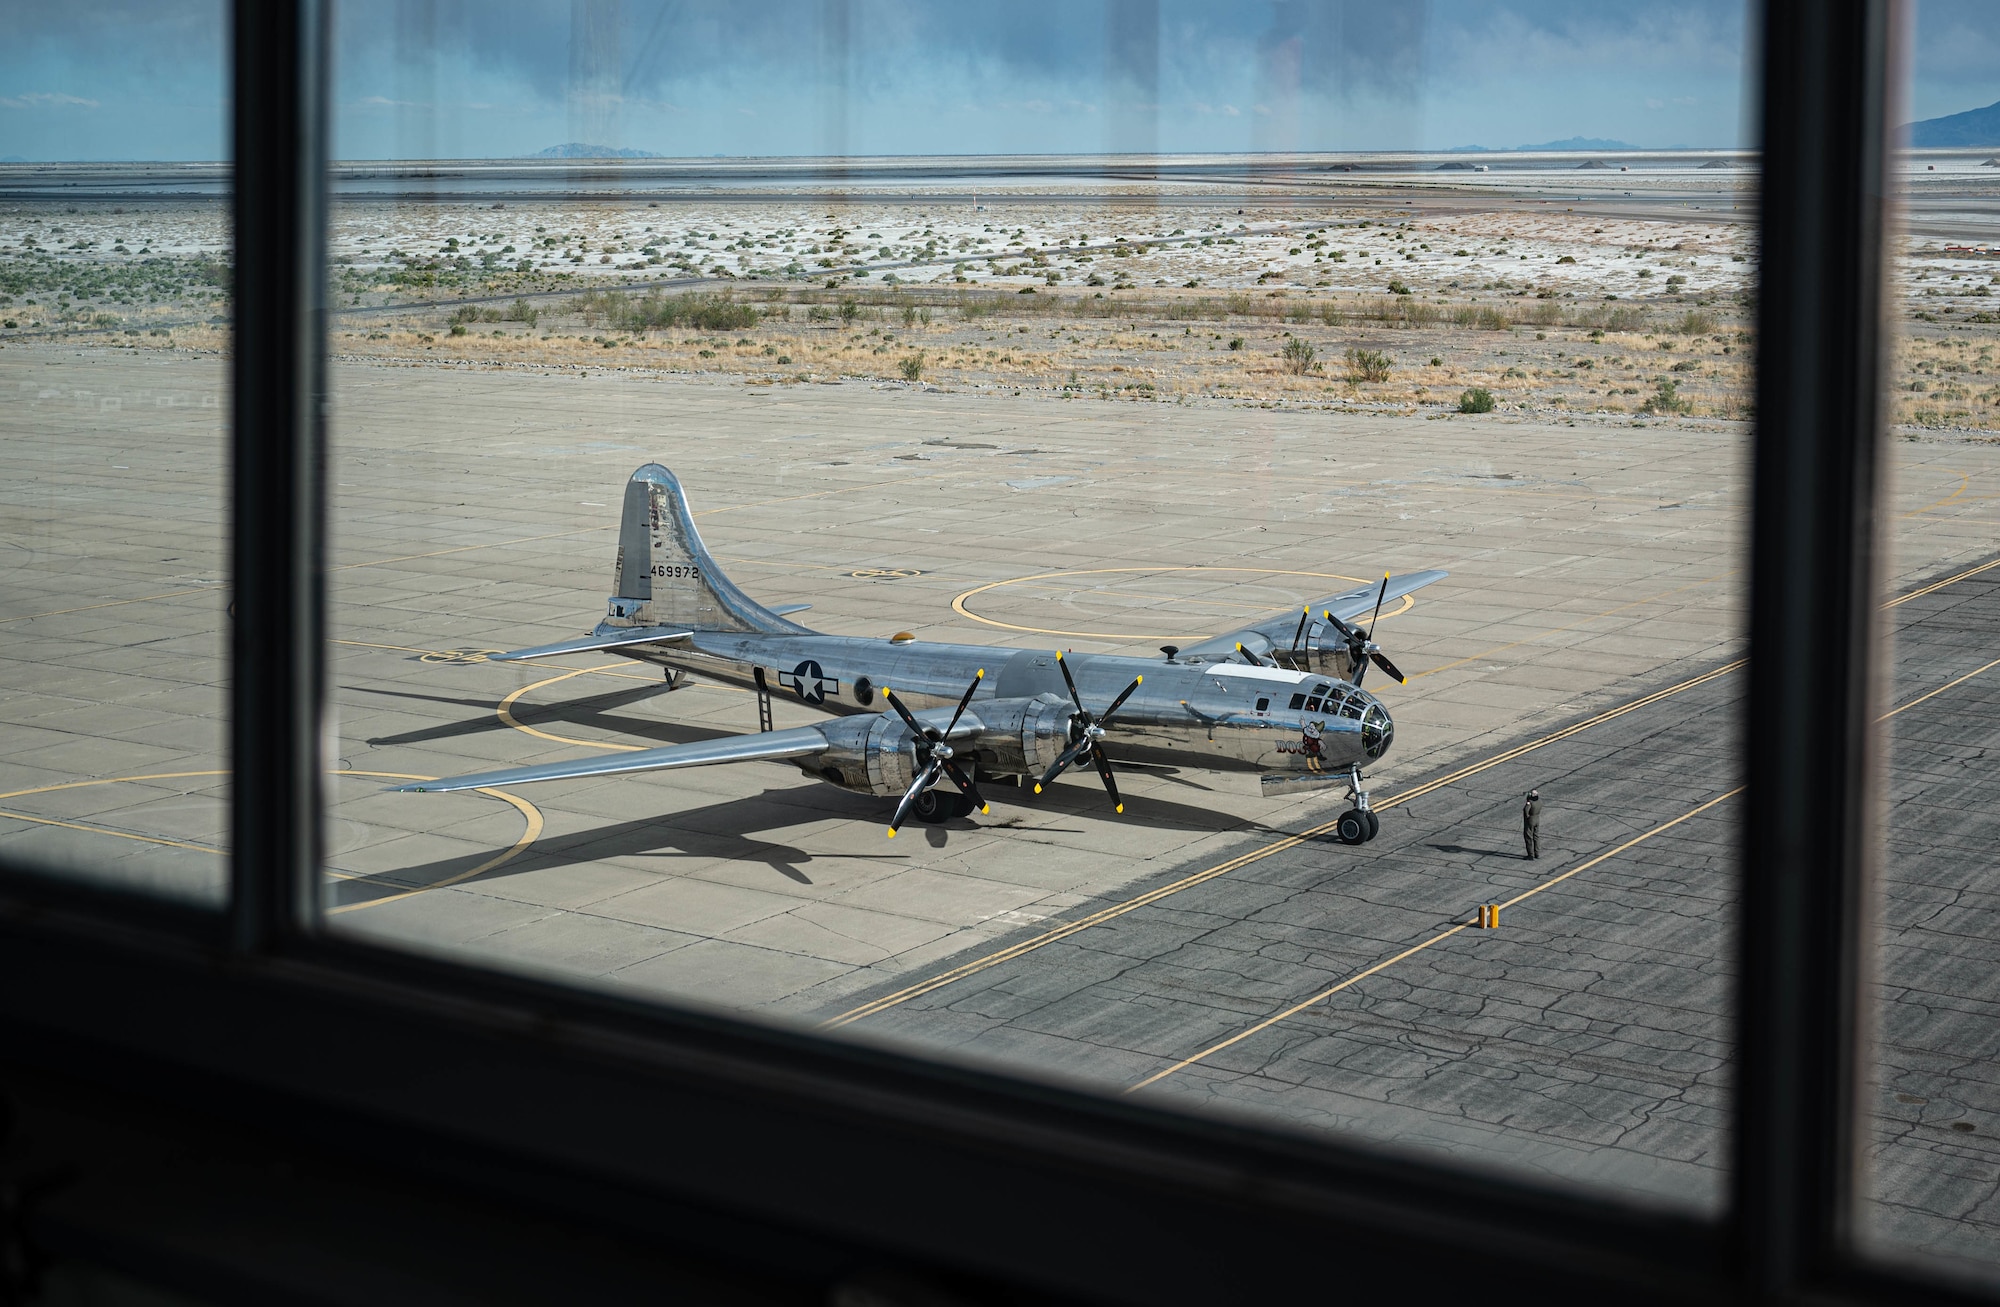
[0,770,543,913]
[0,769,231,854]
[950,566,1414,641]
[328,770,544,915]
[497,663,646,753]
[850,567,926,580]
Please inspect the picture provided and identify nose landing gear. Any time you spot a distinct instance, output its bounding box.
[1335,764,1381,845]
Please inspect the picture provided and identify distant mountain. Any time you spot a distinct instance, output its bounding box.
[1449,136,1639,153]
[0,155,25,163]
[530,143,662,159]
[1905,100,2000,148]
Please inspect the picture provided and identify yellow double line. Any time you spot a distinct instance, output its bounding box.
[828,551,2000,1032]
[1126,639,2000,1092]
[1126,788,1745,1091]
[824,658,1747,1029]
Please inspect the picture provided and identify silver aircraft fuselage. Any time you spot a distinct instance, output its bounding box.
[393,464,1440,826]
[619,631,1393,778]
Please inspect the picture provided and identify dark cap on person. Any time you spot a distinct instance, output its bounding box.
[1528,789,1539,799]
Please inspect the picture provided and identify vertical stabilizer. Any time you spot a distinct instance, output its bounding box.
[604,464,808,634]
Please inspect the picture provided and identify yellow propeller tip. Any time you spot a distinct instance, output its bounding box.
[1135,674,1143,684]
[886,829,896,839]
[1033,783,1043,794]
[976,668,985,678]
[980,805,990,814]
[1115,803,1125,814]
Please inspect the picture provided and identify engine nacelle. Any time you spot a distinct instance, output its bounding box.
[803,693,1076,796]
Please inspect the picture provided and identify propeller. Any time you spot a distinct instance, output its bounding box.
[1032,652,1143,814]
[1323,574,1409,687]
[882,669,990,838]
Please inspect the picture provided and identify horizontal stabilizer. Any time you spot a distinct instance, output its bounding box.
[490,627,693,661]
[388,725,832,793]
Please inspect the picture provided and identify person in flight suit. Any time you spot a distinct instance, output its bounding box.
[1523,789,1541,860]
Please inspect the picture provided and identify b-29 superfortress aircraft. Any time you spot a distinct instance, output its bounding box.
[395,465,1446,844]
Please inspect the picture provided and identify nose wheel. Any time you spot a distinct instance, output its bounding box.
[1335,765,1381,845]
[1335,808,1381,845]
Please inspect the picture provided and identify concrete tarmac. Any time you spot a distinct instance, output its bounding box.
[1,343,1997,1263]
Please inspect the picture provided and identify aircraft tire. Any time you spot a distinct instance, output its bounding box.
[1363,811,1381,842]
[911,788,950,824]
[1335,809,1369,845]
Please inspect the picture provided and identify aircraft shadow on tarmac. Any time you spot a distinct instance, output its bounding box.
[331,767,1270,904]
[352,682,727,751]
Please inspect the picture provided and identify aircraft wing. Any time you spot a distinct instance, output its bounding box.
[386,725,830,793]
[1177,569,1449,661]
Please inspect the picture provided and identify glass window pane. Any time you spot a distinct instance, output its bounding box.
[324,0,1753,1212]
[0,4,230,906]
[1862,0,2000,1276]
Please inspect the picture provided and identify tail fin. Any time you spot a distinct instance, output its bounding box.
[605,464,809,634]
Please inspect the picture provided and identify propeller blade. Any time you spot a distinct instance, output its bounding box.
[944,668,984,736]
[1365,572,1390,639]
[1035,737,1091,792]
[886,758,943,837]
[941,758,989,815]
[1370,650,1408,685]
[1090,744,1124,814]
[1096,675,1144,729]
[1235,642,1264,667]
[1324,609,1358,639]
[1289,608,1310,658]
[881,685,932,742]
[1054,650,1084,711]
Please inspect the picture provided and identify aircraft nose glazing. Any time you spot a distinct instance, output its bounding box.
[1361,701,1394,759]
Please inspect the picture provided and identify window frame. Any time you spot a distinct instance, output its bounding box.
[1,0,1985,1301]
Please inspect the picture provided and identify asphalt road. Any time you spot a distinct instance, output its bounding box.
[829,555,2000,1266]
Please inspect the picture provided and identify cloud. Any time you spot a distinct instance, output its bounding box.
[0,91,101,109]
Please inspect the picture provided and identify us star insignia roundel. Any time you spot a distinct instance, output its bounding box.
[777,659,840,705]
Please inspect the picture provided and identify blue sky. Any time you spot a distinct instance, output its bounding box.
[0,1,1993,162]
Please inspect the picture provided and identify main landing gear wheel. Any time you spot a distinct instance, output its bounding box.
[1336,809,1371,845]
[910,788,978,824]
[1364,810,1380,841]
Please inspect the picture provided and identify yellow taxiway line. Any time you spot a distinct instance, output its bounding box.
[950,567,1384,642]
[1126,787,1746,1091]
[0,769,542,914]
[325,771,544,915]
[823,657,1747,1029]
[1125,645,2000,1092]
[830,551,1997,1030]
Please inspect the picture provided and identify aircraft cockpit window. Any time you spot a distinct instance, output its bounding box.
[1288,693,1306,711]
[1305,697,1322,712]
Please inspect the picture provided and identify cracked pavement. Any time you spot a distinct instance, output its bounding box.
[833,560,2000,1253]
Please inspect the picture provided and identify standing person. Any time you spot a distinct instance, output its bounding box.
[1522,789,1541,860]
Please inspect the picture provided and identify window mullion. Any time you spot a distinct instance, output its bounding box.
[1738,0,1898,1290]
[229,0,329,950]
